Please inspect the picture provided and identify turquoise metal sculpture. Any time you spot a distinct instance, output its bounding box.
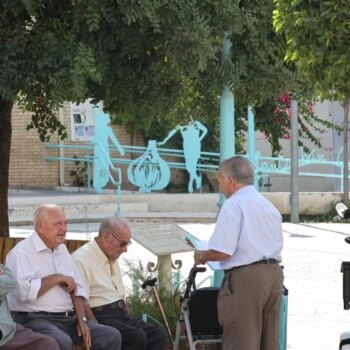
[127,140,171,192]
[90,106,208,193]
[93,107,125,193]
[157,119,208,193]
[46,131,350,194]
[52,102,344,196]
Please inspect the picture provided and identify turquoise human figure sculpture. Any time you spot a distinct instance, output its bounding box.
[158,119,208,193]
[127,140,171,192]
[93,107,125,193]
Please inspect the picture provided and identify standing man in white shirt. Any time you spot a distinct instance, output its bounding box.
[73,217,168,350]
[194,156,284,350]
[6,204,122,350]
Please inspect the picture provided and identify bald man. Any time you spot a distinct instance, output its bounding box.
[6,204,121,350]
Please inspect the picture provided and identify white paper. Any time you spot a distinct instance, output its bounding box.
[185,233,222,271]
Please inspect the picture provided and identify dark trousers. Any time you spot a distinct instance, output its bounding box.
[1,323,59,350]
[218,264,284,350]
[13,312,121,350]
[93,306,168,350]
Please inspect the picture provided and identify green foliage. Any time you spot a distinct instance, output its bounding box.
[18,94,67,142]
[1,0,334,235]
[0,0,105,141]
[0,0,328,150]
[103,0,295,134]
[69,156,88,187]
[128,289,178,348]
[96,0,328,156]
[124,259,182,347]
[283,213,345,224]
[273,0,350,102]
[273,0,350,201]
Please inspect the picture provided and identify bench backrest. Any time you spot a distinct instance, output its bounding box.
[0,237,88,264]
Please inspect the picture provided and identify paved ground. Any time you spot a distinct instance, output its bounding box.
[279,222,350,349]
[10,220,350,349]
[171,222,350,350]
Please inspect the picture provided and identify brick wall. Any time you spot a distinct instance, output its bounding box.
[9,102,145,190]
[9,105,60,187]
[9,102,190,192]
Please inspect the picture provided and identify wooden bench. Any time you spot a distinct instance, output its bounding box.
[1,236,88,350]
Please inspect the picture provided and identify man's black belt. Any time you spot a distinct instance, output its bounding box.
[224,258,280,274]
[15,310,75,317]
[91,300,126,312]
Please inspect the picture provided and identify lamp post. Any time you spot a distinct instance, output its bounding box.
[248,106,258,189]
[290,99,299,223]
[214,34,235,287]
[218,34,235,208]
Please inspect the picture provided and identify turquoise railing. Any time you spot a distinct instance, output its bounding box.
[45,142,122,216]
[45,143,350,216]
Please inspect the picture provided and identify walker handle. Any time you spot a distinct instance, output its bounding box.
[184,266,206,299]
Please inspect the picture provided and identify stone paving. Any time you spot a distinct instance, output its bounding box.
[279,222,350,349]
[130,222,350,350]
[10,220,350,349]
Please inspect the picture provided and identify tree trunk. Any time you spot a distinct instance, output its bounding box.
[343,98,350,204]
[0,99,13,237]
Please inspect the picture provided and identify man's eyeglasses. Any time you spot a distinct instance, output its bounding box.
[110,232,132,248]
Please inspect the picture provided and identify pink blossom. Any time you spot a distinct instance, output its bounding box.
[278,93,290,105]
[308,104,315,112]
[274,107,283,114]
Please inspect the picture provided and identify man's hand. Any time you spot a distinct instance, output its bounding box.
[59,275,77,294]
[194,249,230,266]
[194,250,203,266]
[0,267,4,276]
[77,320,91,349]
[38,274,77,298]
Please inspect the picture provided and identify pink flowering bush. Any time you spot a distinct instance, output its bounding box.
[255,92,337,156]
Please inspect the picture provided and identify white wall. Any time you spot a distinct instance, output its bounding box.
[245,101,345,192]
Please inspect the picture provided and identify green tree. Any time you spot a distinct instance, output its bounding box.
[103,0,332,157]
[104,0,295,136]
[0,0,103,236]
[273,0,350,202]
[0,0,328,236]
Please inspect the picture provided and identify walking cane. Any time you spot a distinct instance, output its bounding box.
[70,292,91,350]
[142,277,174,344]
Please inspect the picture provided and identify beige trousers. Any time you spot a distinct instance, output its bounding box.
[217,264,284,350]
